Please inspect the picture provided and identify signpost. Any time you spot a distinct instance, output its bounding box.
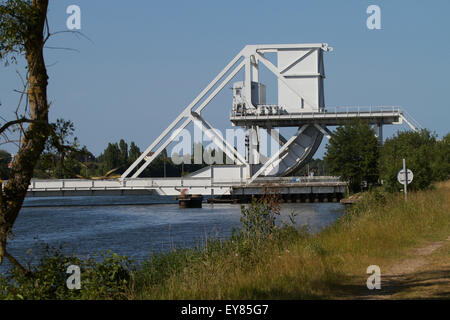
[397,158,413,201]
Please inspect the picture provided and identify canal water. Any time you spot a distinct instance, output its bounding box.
[0,195,344,273]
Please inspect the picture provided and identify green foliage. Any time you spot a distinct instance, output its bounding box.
[45,119,76,153]
[0,149,11,179]
[324,120,380,192]
[379,129,449,192]
[239,195,279,240]
[33,134,209,179]
[34,119,85,179]
[79,251,134,300]
[118,139,128,165]
[342,187,388,221]
[0,245,134,300]
[0,0,35,64]
[98,142,122,172]
[134,247,204,292]
[128,141,141,164]
[431,133,450,182]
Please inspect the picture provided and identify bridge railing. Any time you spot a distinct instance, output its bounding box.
[231,105,402,119]
[324,105,402,115]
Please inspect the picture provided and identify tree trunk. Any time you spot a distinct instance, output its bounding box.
[0,0,49,265]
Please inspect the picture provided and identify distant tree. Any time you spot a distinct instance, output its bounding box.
[51,152,81,179]
[324,120,379,193]
[99,143,121,174]
[128,141,141,165]
[75,146,95,163]
[34,119,80,178]
[296,158,328,176]
[97,140,144,176]
[33,152,54,178]
[379,129,449,192]
[94,140,213,178]
[118,139,128,166]
[432,133,450,182]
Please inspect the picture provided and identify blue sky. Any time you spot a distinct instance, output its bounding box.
[1,0,449,157]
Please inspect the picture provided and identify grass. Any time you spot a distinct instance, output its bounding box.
[132,181,450,299]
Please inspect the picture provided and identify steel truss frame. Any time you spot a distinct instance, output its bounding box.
[121,44,333,181]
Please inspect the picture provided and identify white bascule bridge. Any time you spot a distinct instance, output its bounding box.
[25,43,421,199]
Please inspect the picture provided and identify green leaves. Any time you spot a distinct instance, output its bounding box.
[325,122,449,193]
[0,245,134,300]
[0,149,12,179]
[0,0,37,64]
[379,130,449,192]
[324,120,380,193]
[240,200,276,240]
[239,191,282,241]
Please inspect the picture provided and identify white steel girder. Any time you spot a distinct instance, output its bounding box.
[122,57,247,179]
[190,112,248,167]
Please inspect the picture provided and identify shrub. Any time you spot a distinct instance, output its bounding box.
[0,245,134,300]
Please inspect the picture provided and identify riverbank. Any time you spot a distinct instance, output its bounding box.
[1,182,448,299]
[133,180,450,299]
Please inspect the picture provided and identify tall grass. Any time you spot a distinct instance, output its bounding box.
[133,181,450,299]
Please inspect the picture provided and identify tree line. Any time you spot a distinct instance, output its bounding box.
[2,120,448,192]
[0,122,216,180]
[323,120,450,193]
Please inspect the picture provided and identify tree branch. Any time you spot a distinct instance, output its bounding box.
[0,117,39,135]
[4,250,30,276]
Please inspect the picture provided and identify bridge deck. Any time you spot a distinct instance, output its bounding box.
[22,176,347,197]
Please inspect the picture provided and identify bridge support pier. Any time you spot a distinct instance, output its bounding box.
[375,123,383,145]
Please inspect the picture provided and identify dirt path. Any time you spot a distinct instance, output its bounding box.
[358,236,450,299]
